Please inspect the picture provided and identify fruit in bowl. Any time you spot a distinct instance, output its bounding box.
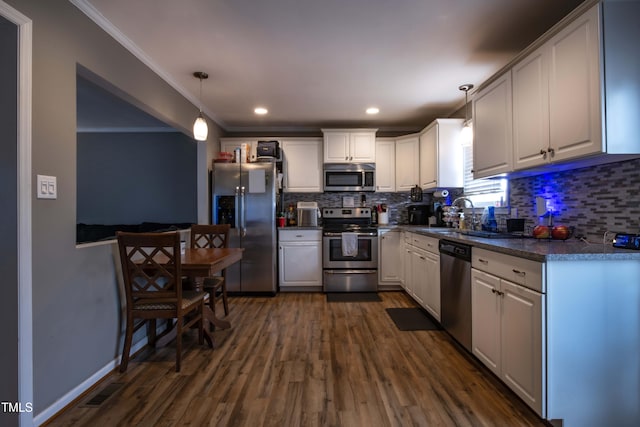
[533,225,550,239]
[551,225,572,240]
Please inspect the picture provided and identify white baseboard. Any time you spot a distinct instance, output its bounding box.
[33,338,149,426]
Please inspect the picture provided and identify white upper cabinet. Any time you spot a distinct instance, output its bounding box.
[512,45,550,170]
[513,4,602,170]
[375,138,396,192]
[419,118,464,189]
[472,71,513,179]
[281,139,322,192]
[322,129,376,163]
[395,134,420,191]
[547,4,602,162]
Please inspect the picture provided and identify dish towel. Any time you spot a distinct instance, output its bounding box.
[341,232,359,257]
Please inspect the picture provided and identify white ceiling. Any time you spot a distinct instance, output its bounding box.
[75,0,585,134]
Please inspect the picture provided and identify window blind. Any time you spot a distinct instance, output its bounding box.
[463,144,504,195]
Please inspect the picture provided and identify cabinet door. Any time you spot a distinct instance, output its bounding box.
[472,72,513,178]
[403,246,413,293]
[375,139,396,192]
[501,280,544,416]
[282,139,322,192]
[513,45,550,170]
[423,251,441,321]
[395,136,420,191]
[379,230,402,282]
[350,132,376,162]
[548,4,603,161]
[411,249,427,306]
[419,125,437,189]
[471,268,501,376]
[278,242,322,287]
[323,132,350,163]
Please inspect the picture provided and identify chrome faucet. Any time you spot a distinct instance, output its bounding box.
[452,197,477,230]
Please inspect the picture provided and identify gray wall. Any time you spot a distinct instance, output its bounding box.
[4,0,218,416]
[0,14,19,427]
[77,132,197,225]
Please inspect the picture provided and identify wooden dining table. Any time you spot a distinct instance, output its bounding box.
[155,247,244,348]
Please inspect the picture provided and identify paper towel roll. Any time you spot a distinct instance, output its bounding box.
[433,189,449,198]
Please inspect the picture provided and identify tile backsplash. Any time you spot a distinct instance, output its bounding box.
[283,190,462,225]
[509,157,640,240]
[283,157,640,240]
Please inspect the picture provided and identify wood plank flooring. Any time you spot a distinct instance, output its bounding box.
[46,292,546,427]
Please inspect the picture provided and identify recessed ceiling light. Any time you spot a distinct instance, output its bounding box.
[366,107,379,115]
[254,107,268,115]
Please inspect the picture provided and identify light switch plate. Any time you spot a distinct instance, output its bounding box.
[37,175,57,199]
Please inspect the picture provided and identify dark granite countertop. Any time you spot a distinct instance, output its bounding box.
[396,225,640,262]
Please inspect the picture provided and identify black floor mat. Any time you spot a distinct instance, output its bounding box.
[386,307,442,331]
[326,292,381,302]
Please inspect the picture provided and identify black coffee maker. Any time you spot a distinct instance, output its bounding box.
[408,204,431,225]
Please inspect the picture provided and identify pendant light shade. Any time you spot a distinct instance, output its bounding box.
[193,71,209,142]
[193,112,208,141]
[459,84,474,147]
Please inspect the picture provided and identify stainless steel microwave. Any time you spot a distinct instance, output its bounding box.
[323,163,375,192]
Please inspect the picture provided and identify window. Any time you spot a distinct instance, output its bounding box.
[462,144,508,207]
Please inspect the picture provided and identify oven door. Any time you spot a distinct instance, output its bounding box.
[322,233,378,269]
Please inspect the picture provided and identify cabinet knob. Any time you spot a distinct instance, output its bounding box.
[512,269,526,276]
[478,258,489,264]
[540,149,547,159]
[548,147,555,157]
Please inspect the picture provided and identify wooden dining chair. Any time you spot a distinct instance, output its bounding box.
[117,231,205,372]
[190,224,231,317]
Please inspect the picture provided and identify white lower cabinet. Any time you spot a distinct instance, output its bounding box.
[403,232,441,321]
[278,229,322,289]
[471,248,545,417]
[422,250,440,321]
[378,229,403,285]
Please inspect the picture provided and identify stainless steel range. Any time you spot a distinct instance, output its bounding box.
[322,207,378,292]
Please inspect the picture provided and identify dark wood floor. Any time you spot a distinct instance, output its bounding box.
[47,292,546,427]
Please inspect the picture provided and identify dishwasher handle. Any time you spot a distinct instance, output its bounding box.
[439,239,472,262]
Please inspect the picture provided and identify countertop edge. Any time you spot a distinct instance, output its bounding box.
[394,225,640,262]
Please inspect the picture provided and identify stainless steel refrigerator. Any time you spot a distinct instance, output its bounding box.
[212,161,277,295]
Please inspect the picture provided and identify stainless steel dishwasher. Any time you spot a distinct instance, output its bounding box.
[439,239,472,352]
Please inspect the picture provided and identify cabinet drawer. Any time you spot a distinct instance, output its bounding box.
[472,248,544,292]
[279,229,322,242]
[407,233,439,254]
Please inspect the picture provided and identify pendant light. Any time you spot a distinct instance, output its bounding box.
[459,84,474,147]
[193,71,209,141]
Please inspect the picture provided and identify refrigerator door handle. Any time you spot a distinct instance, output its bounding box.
[240,186,247,237]
[235,186,241,236]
